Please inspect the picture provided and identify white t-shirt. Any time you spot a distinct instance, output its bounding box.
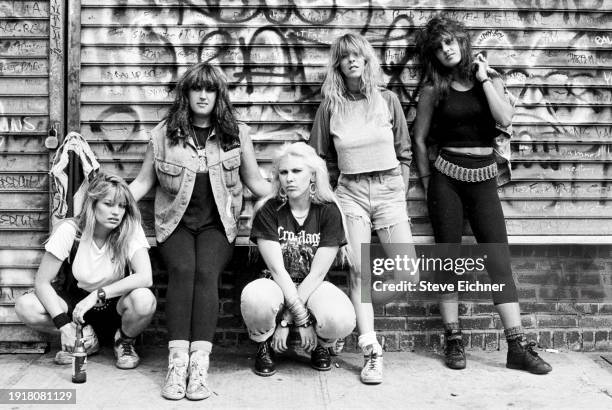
[45,221,150,292]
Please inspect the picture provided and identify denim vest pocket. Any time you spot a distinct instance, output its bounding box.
[156,160,183,196]
[222,154,241,188]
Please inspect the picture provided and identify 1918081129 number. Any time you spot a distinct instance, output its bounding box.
[0,389,76,404]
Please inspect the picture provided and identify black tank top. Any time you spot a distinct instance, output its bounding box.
[432,85,497,148]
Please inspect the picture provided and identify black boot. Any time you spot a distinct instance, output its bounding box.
[444,330,466,370]
[254,340,276,377]
[506,337,552,374]
[311,344,331,371]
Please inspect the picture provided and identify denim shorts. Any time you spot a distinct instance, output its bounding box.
[335,166,409,230]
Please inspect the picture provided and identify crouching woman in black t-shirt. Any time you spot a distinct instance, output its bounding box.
[241,142,356,376]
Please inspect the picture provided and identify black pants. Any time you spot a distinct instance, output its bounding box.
[158,224,234,342]
[427,151,518,304]
[54,285,121,344]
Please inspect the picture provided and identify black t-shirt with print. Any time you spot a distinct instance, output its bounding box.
[250,198,346,283]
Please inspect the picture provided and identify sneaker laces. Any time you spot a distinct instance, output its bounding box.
[190,359,207,382]
[166,360,186,386]
[366,351,381,371]
[119,339,136,357]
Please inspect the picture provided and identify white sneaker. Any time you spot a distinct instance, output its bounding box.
[162,353,188,400]
[186,352,212,400]
[360,344,383,385]
[54,324,99,365]
[113,329,140,369]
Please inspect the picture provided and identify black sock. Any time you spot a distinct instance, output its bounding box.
[444,322,462,340]
[504,326,524,342]
[120,327,135,340]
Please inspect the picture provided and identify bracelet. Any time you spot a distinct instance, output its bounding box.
[419,174,431,179]
[480,77,492,85]
[52,312,71,329]
[286,298,310,326]
[297,315,314,328]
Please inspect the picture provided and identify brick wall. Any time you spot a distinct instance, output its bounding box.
[143,244,612,352]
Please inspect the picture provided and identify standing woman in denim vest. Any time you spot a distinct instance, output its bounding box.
[413,16,551,374]
[130,63,270,400]
[309,33,418,385]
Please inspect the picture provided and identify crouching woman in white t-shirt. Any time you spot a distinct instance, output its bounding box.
[15,173,156,369]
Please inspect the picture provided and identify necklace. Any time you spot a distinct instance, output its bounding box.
[347,89,362,101]
[190,125,212,172]
[291,208,309,224]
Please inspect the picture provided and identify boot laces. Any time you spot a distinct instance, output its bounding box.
[523,341,541,358]
[445,338,464,357]
[257,342,272,363]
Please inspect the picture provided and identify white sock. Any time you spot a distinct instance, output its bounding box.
[168,340,189,363]
[358,332,382,355]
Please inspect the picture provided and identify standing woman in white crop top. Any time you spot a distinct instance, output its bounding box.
[309,33,418,385]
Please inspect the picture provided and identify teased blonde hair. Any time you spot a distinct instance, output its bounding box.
[254,142,353,265]
[321,33,386,115]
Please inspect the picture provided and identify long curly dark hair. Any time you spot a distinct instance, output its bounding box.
[416,16,475,104]
[165,62,240,150]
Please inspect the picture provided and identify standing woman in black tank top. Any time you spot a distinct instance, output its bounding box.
[413,16,552,374]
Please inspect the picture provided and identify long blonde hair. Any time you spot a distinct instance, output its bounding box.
[254,142,353,265]
[77,173,142,278]
[321,33,386,115]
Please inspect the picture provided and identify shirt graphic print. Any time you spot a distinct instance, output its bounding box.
[250,199,346,283]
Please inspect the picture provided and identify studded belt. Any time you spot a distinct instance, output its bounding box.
[434,155,498,182]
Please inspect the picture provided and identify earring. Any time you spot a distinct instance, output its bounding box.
[279,187,287,203]
[309,182,316,200]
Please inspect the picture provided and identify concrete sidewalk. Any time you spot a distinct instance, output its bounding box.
[2,346,612,409]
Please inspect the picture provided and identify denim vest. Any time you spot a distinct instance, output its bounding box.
[150,121,247,243]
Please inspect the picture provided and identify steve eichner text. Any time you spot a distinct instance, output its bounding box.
[371,255,486,276]
[372,280,505,293]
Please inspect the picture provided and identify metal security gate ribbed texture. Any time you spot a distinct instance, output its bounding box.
[74,0,612,241]
[75,0,612,243]
[0,0,64,350]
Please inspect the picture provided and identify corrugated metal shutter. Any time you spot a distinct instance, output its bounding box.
[0,0,64,350]
[75,0,611,241]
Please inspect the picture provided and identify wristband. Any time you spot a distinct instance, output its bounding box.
[419,174,431,179]
[480,77,492,85]
[53,312,71,329]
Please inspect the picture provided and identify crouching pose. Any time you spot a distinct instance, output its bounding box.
[15,173,156,369]
[241,143,356,376]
